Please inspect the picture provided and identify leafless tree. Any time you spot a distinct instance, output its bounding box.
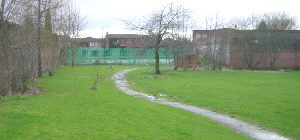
[229,12,298,30]
[257,12,297,68]
[257,12,298,30]
[0,0,86,96]
[55,2,86,67]
[229,12,298,70]
[199,15,230,70]
[26,0,65,77]
[125,3,191,74]
[231,31,267,70]
[0,0,29,95]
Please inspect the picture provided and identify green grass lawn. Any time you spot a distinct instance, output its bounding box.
[0,65,248,140]
[127,67,300,139]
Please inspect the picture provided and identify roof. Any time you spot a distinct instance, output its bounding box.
[193,29,300,39]
[106,34,147,39]
[193,29,300,33]
[72,37,104,43]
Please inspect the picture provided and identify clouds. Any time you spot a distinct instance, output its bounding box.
[73,0,300,37]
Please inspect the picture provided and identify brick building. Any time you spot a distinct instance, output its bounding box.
[72,37,105,48]
[193,29,300,69]
[105,33,146,48]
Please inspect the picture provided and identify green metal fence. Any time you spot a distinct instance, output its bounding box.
[63,48,177,65]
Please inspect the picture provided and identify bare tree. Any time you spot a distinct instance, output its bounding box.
[257,12,297,68]
[0,0,27,95]
[259,12,298,30]
[229,12,298,70]
[22,0,65,77]
[199,15,230,70]
[125,3,191,74]
[229,12,298,30]
[0,0,86,96]
[162,36,193,70]
[0,0,42,95]
[231,31,266,70]
[55,2,86,67]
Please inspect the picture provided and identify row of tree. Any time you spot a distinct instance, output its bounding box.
[202,12,298,70]
[0,0,86,96]
[125,2,299,73]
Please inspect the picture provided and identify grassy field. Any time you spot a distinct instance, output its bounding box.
[127,67,300,139]
[0,66,248,140]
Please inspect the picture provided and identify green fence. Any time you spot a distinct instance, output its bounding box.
[63,48,178,65]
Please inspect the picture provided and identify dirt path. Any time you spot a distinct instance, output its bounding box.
[112,69,289,140]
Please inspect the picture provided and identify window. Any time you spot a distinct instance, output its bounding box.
[132,39,135,43]
[89,42,95,47]
[196,34,201,40]
[125,39,128,43]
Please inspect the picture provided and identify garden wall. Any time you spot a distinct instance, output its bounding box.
[229,52,300,69]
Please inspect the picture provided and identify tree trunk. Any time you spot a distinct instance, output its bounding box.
[72,48,75,67]
[155,46,160,74]
[173,56,178,70]
[181,56,185,70]
[49,71,53,76]
[218,51,222,71]
[37,0,42,77]
[1,0,11,96]
[269,52,280,69]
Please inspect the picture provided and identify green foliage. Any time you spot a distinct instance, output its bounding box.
[0,66,247,139]
[128,68,300,139]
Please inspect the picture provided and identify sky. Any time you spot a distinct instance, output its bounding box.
[73,0,300,38]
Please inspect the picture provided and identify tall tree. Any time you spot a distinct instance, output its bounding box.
[37,0,42,77]
[44,8,52,34]
[28,0,64,77]
[0,0,86,96]
[0,0,24,95]
[44,8,55,76]
[55,3,86,67]
[125,3,191,74]
[201,15,229,70]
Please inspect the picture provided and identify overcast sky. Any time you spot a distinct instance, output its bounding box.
[73,0,300,38]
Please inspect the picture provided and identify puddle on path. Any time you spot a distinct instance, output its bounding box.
[112,69,289,140]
